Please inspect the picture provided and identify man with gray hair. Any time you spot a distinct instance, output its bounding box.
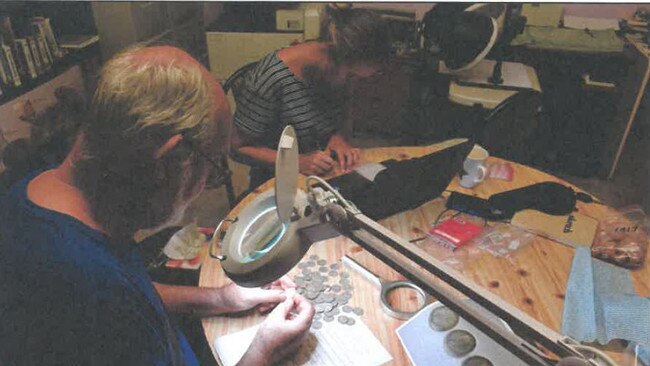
[0,46,313,365]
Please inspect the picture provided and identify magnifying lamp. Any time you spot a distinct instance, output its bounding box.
[210,126,323,287]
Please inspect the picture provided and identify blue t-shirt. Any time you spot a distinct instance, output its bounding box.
[0,170,199,366]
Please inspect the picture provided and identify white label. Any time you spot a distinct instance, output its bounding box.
[279,135,294,150]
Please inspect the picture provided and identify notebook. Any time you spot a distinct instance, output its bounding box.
[325,140,473,220]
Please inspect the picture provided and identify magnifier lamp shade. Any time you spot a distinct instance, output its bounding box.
[440,12,497,72]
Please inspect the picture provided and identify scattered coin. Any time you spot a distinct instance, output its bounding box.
[342,305,352,313]
[313,313,322,320]
[429,306,460,332]
[346,317,356,326]
[329,271,339,277]
[307,261,316,267]
[462,356,493,366]
[312,320,323,330]
[329,263,339,270]
[319,266,328,273]
[340,272,350,278]
[445,330,477,357]
[324,314,334,322]
[353,307,364,316]
[309,255,319,260]
[317,259,327,265]
[338,315,349,324]
[330,285,341,293]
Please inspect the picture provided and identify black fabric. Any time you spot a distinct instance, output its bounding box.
[326,141,473,220]
[487,182,580,219]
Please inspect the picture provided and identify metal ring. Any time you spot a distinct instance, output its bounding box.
[379,281,428,320]
[209,218,236,260]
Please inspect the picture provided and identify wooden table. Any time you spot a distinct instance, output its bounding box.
[200,140,650,365]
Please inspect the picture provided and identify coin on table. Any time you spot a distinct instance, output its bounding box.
[342,305,352,313]
[428,306,460,331]
[330,285,341,293]
[338,315,349,324]
[330,263,340,270]
[340,272,350,278]
[317,259,327,265]
[312,320,323,330]
[329,271,339,277]
[444,329,477,357]
[346,317,356,326]
[319,266,328,273]
[352,307,364,316]
[309,255,319,260]
[307,261,316,267]
[324,314,334,322]
[313,313,322,320]
[462,356,493,366]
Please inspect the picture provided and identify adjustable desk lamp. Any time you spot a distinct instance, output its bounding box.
[209,126,616,366]
[438,4,542,109]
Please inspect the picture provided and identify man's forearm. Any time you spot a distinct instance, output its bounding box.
[153,282,234,317]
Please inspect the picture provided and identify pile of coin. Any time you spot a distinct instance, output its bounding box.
[293,254,364,329]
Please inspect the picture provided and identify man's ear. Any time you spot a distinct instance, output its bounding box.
[154,133,183,159]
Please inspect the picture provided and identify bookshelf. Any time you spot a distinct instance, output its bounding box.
[0,1,98,104]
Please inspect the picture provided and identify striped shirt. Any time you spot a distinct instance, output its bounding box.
[233,51,344,153]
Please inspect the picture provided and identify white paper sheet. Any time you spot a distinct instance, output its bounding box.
[564,15,620,30]
[354,163,386,182]
[214,315,392,366]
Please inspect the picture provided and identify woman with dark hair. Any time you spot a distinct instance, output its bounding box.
[233,6,391,189]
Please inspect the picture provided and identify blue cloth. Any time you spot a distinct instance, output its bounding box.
[562,247,650,350]
[0,170,199,366]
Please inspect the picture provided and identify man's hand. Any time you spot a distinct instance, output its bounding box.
[238,294,315,366]
[326,134,360,172]
[299,151,335,176]
[220,276,296,314]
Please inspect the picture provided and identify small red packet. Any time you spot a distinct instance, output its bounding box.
[487,162,514,181]
[429,216,484,249]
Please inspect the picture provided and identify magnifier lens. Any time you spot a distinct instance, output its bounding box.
[238,206,287,263]
[385,286,426,313]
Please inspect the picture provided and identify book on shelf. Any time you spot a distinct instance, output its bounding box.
[15,38,37,79]
[0,47,10,85]
[1,44,22,87]
[32,17,65,59]
[59,34,99,49]
[26,36,43,75]
[33,33,52,71]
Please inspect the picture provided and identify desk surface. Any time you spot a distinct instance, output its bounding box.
[199,141,649,365]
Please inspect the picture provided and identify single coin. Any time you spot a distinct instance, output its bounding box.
[429,306,460,331]
[329,307,341,316]
[324,314,334,322]
[317,259,327,265]
[342,305,352,313]
[444,330,477,357]
[309,255,319,260]
[307,261,316,267]
[340,272,350,278]
[462,356,493,366]
[312,320,323,330]
[319,266,328,273]
[338,315,349,324]
[346,317,356,326]
[330,285,342,293]
[329,271,339,277]
[353,307,364,316]
[313,313,322,320]
[330,263,340,270]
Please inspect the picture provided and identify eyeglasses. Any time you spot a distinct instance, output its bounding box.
[182,135,231,187]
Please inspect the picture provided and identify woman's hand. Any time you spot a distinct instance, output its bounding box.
[220,276,296,314]
[326,134,360,172]
[238,294,315,366]
[299,151,335,176]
